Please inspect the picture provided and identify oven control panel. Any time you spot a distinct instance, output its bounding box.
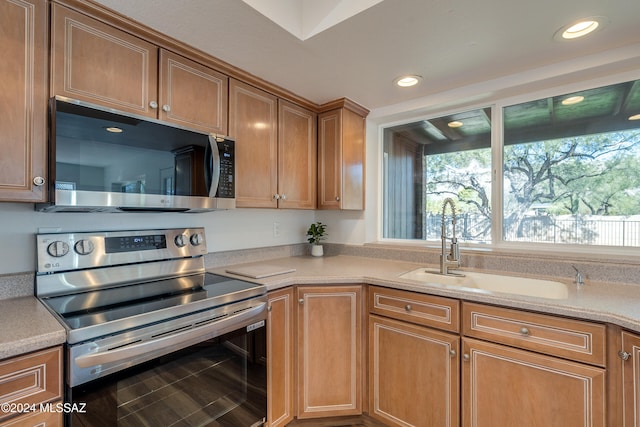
[36,228,207,273]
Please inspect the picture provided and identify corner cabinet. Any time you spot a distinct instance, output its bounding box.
[267,288,295,427]
[296,285,363,419]
[317,99,369,210]
[229,79,316,209]
[51,4,227,134]
[0,0,47,202]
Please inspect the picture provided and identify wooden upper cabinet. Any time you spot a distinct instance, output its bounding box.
[159,50,228,134]
[318,99,368,210]
[229,79,316,209]
[229,79,278,208]
[50,4,158,117]
[278,100,317,209]
[0,0,47,202]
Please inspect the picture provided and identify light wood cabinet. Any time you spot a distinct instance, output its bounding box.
[620,330,640,426]
[462,302,606,427]
[51,5,227,134]
[51,3,158,117]
[296,285,363,419]
[369,314,459,427]
[317,99,368,210]
[267,288,295,427]
[0,0,47,202]
[0,347,63,426]
[159,49,228,134]
[229,79,316,209]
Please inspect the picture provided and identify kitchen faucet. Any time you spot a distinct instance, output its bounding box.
[440,198,463,275]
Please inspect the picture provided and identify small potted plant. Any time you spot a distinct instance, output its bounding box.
[306,221,327,257]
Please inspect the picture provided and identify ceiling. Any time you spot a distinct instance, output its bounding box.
[92,0,640,112]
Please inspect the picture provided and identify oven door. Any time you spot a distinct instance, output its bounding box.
[67,317,266,426]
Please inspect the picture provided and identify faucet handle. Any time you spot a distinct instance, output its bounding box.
[572,265,584,286]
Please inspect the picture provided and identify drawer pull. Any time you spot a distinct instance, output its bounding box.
[619,351,631,361]
[405,304,412,312]
[520,327,530,336]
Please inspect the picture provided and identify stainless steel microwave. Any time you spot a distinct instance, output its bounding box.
[37,97,235,212]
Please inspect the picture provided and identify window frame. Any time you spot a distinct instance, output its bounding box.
[377,73,640,258]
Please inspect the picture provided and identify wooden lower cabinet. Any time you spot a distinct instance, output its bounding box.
[369,314,459,427]
[296,285,363,419]
[621,331,640,426]
[267,288,295,427]
[462,337,606,427]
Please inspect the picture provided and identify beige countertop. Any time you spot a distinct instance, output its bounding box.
[210,254,640,332]
[3,253,638,361]
[0,296,66,360]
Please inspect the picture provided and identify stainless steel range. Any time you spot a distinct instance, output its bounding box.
[35,227,267,426]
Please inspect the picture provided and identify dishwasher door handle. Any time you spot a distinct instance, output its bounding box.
[74,302,266,369]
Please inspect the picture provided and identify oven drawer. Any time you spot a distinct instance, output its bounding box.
[0,347,62,423]
[462,302,606,366]
[369,285,459,333]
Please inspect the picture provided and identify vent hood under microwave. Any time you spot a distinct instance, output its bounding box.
[36,97,235,213]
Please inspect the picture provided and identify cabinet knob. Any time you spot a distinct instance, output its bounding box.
[162,104,171,112]
[463,353,470,362]
[619,351,631,361]
[281,194,287,201]
[267,305,272,312]
[520,327,530,336]
[149,101,158,109]
[404,304,412,312]
[33,176,45,186]
[449,349,457,358]
[273,194,280,200]
[298,298,304,305]
[335,196,340,201]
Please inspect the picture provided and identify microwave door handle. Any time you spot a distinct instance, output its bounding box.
[207,134,221,197]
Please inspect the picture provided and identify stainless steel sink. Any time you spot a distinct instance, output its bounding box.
[398,268,569,299]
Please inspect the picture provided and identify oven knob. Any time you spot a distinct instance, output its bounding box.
[47,241,69,257]
[174,234,188,248]
[74,239,95,255]
[190,233,204,246]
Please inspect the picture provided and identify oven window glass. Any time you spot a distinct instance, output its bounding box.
[69,327,266,426]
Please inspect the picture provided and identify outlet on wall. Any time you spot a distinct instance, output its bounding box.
[273,222,280,238]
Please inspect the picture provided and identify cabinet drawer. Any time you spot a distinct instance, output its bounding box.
[462,302,606,366]
[369,286,459,333]
[0,347,62,422]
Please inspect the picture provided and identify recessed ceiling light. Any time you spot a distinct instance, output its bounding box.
[104,126,124,133]
[561,95,584,105]
[554,17,605,41]
[629,114,640,121]
[448,121,464,128]
[394,75,422,88]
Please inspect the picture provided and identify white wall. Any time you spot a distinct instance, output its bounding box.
[0,202,314,274]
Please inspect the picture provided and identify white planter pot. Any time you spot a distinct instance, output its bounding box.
[311,244,324,257]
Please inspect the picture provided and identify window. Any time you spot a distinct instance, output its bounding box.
[382,78,640,249]
[503,80,640,246]
[383,108,492,243]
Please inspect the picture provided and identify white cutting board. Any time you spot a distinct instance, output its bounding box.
[225,264,296,279]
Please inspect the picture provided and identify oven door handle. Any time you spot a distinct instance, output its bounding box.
[74,302,266,369]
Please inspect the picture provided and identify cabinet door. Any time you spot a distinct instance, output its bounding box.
[229,79,278,208]
[159,50,228,134]
[369,314,459,427]
[318,108,365,210]
[267,288,294,427]
[297,286,362,419]
[51,4,158,117]
[278,100,317,209]
[621,331,640,427]
[462,338,606,427]
[0,0,47,202]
